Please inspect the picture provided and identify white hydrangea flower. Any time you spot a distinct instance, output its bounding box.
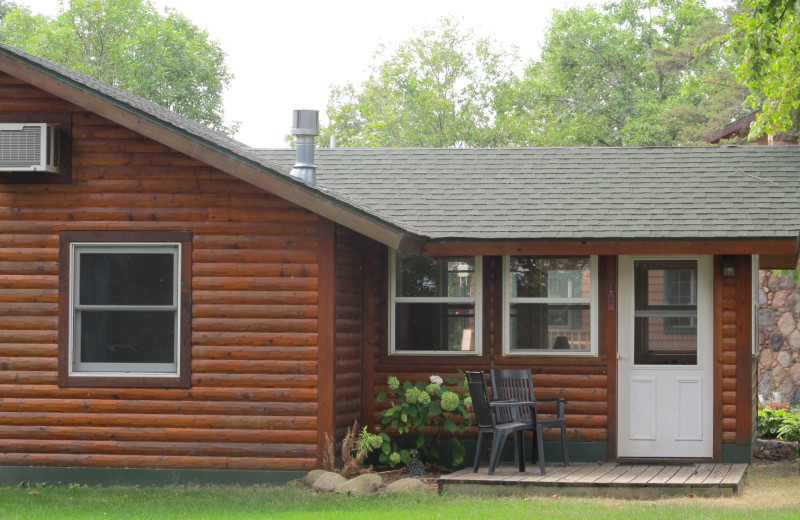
[429,375,443,385]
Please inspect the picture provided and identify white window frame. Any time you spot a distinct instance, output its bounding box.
[502,255,598,356]
[752,254,760,356]
[389,250,482,355]
[69,242,182,377]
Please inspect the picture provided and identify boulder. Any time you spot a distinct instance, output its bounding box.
[312,471,347,492]
[303,469,329,487]
[334,473,383,495]
[385,478,431,494]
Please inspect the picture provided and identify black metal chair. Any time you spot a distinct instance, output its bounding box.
[465,371,532,475]
[490,368,569,475]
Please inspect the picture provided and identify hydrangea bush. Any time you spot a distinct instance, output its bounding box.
[376,372,472,468]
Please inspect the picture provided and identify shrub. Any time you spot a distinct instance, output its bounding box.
[376,373,472,468]
[777,415,800,457]
[758,407,791,439]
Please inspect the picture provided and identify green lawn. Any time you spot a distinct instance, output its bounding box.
[2,460,798,520]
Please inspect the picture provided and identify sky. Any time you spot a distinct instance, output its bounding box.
[17,0,611,147]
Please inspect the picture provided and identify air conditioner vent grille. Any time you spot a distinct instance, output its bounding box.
[0,125,42,167]
[0,123,60,173]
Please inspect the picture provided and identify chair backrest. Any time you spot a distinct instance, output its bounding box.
[465,371,495,429]
[490,368,536,423]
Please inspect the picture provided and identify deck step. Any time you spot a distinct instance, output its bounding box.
[437,463,747,499]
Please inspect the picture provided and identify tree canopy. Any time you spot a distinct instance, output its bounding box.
[323,2,750,148]
[321,17,519,148]
[728,0,800,137]
[0,0,236,134]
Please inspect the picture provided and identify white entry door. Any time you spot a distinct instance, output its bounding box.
[617,255,713,458]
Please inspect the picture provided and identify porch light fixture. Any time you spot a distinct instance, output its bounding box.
[722,255,736,277]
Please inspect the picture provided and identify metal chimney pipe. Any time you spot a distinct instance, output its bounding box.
[290,109,319,184]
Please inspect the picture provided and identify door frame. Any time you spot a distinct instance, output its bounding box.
[616,254,714,459]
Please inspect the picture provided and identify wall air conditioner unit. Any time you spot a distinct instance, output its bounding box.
[0,123,60,173]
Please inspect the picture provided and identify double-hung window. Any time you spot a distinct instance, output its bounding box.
[59,231,191,387]
[503,255,597,355]
[389,251,481,354]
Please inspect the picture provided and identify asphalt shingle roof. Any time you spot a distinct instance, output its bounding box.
[3,42,797,244]
[255,147,800,241]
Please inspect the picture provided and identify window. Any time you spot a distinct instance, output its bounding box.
[390,250,481,354]
[633,260,697,365]
[503,256,597,355]
[58,231,191,387]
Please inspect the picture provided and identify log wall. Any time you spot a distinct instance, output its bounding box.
[333,226,365,438]
[0,73,322,471]
[717,255,756,449]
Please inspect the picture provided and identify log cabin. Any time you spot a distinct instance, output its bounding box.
[0,43,798,484]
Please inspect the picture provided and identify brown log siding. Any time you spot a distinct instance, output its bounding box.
[333,226,366,439]
[0,73,320,471]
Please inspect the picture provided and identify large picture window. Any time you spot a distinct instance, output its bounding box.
[390,251,481,354]
[503,256,597,355]
[58,231,191,387]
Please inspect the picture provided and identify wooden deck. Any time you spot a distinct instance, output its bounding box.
[438,462,748,498]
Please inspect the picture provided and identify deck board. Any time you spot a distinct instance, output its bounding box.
[438,463,747,498]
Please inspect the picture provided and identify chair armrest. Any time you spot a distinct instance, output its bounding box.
[535,397,567,418]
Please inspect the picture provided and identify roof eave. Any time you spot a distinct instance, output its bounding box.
[0,47,423,251]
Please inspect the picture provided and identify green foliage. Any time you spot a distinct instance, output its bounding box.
[519,0,748,146]
[757,407,800,455]
[0,0,236,134]
[322,16,520,147]
[376,373,472,468]
[728,0,800,137]
[325,4,747,148]
[758,407,790,439]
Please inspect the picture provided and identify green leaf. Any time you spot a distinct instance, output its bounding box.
[444,418,457,433]
[415,435,426,448]
[429,402,442,415]
[381,443,390,455]
[400,449,411,465]
[377,392,387,403]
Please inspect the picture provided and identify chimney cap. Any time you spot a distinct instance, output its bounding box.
[292,109,319,136]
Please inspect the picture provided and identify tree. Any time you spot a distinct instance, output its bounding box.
[0,0,236,134]
[516,0,749,146]
[321,17,520,148]
[728,0,800,137]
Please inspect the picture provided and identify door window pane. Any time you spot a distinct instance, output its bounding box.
[634,260,697,365]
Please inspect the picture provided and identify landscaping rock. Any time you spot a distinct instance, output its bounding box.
[334,473,383,495]
[312,471,347,492]
[385,478,431,494]
[303,469,329,487]
[754,439,797,461]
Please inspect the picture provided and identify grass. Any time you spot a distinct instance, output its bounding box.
[1,460,798,519]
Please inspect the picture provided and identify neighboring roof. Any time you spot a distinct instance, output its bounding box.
[707,112,759,144]
[0,43,422,249]
[256,147,800,242]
